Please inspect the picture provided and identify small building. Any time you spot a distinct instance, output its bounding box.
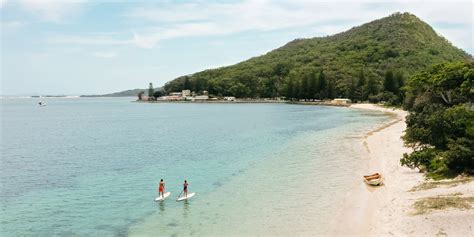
[167,95,182,101]
[169,92,182,96]
[331,98,351,105]
[182,90,191,97]
[224,96,236,101]
[194,95,209,101]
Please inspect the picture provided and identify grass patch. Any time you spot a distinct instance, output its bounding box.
[412,193,474,215]
[409,177,473,192]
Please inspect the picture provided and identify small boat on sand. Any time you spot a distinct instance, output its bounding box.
[363,173,383,186]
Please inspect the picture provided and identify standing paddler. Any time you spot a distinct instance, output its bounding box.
[158,179,165,198]
[183,180,188,198]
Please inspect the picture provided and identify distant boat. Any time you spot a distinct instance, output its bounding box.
[38,101,46,106]
[363,173,383,186]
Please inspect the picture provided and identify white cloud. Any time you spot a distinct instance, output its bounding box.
[91,51,117,59]
[45,0,473,53]
[0,0,7,8]
[125,0,473,50]
[48,33,131,45]
[19,0,86,22]
[1,20,27,30]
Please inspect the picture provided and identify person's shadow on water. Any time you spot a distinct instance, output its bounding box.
[159,201,165,212]
[183,200,190,218]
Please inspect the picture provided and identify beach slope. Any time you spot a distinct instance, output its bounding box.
[334,104,474,236]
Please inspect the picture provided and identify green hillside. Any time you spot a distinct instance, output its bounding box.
[163,12,470,101]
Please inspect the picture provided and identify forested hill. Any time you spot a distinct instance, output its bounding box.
[163,12,471,101]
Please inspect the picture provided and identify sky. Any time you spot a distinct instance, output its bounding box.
[1,0,472,95]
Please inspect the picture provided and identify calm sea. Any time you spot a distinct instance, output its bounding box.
[0,97,391,236]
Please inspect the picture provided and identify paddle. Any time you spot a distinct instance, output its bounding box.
[176,190,184,201]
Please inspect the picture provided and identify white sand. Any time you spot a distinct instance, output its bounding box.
[332,104,474,236]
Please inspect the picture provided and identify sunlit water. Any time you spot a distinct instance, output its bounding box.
[0,98,392,236]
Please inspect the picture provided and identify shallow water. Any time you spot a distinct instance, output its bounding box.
[0,98,391,236]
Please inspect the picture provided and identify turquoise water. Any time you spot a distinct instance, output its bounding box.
[0,98,391,236]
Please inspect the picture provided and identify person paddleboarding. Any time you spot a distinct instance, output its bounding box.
[158,179,165,198]
[183,180,188,198]
[176,180,194,201]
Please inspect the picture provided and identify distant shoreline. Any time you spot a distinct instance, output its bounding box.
[134,99,352,107]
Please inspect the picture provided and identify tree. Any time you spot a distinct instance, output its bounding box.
[193,77,203,93]
[273,63,290,98]
[401,61,474,178]
[354,69,367,101]
[394,71,405,91]
[383,70,397,93]
[148,83,154,101]
[138,91,145,101]
[301,75,310,100]
[183,76,191,90]
[327,79,336,99]
[153,90,165,98]
[274,63,290,78]
[260,77,277,98]
[401,104,474,176]
[286,78,295,100]
[229,82,251,98]
[347,78,356,100]
[366,76,379,96]
[317,70,327,99]
[309,70,319,100]
[404,61,473,110]
[394,71,405,102]
[296,79,303,100]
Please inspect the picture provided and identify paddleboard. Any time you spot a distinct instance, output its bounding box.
[177,192,195,201]
[155,192,171,201]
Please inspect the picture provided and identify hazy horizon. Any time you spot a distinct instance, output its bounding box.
[1,0,472,96]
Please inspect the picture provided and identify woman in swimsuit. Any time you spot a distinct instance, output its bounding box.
[183,180,188,198]
[158,179,165,198]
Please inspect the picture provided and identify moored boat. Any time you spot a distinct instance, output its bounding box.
[363,173,383,186]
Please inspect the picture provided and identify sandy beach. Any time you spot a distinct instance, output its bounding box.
[334,104,474,236]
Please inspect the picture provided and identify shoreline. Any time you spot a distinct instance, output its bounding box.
[335,104,474,236]
[134,99,351,107]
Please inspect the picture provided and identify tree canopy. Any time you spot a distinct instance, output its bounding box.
[401,61,474,178]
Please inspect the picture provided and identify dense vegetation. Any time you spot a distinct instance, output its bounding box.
[401,61,473,178]
[164,13,468,103]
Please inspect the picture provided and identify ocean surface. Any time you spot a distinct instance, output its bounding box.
[0,97,392,236]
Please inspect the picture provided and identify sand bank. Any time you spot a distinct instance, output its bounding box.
[333,104,473,236]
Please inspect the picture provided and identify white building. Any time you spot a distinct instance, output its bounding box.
[331,98,351,105]
[194,95,209,101]
[182,90,191,97]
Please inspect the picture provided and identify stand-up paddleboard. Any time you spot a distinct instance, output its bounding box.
[176,193,195,201]
[155,192,171,201]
